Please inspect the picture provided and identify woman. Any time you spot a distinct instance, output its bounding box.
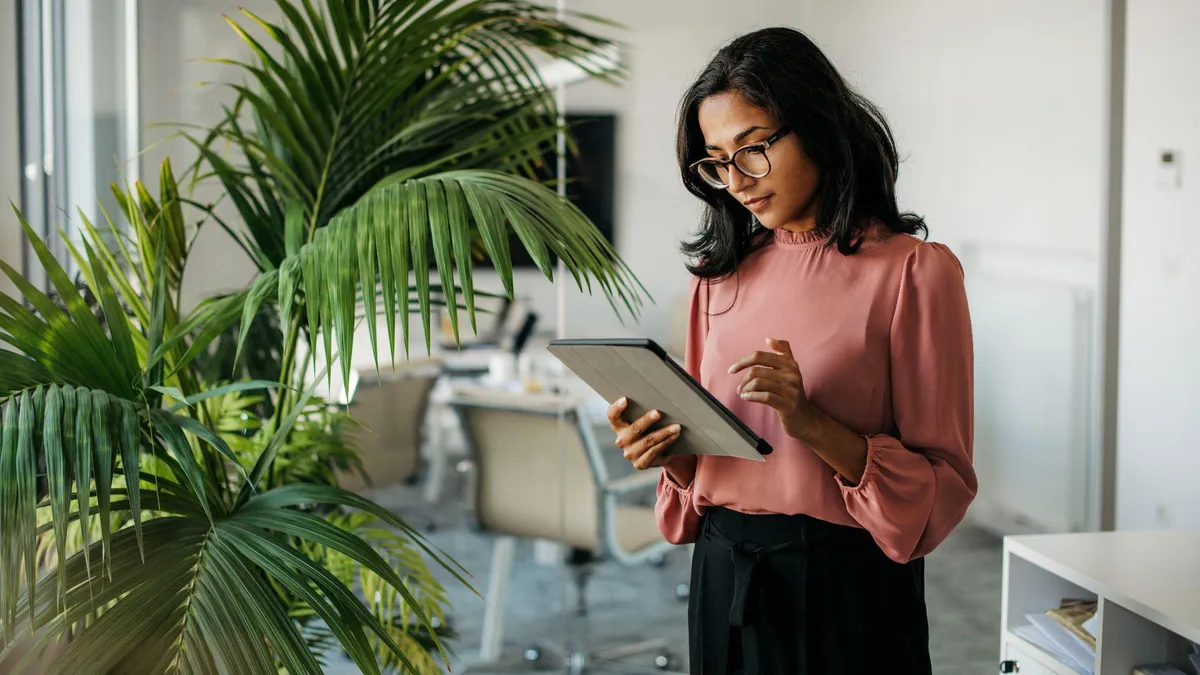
[606,27,976,675]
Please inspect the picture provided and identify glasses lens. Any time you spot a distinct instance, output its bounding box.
[735,147,770,178]
[696,162,727,188]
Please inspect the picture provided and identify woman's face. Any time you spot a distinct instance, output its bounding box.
[696,90,820,232]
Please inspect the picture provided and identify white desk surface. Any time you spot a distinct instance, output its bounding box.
[1005,529,1200,643]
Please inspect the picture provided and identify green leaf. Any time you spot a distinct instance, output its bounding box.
[408,180,433,353]
[0,399,20,636]
[246,484,475,593]
[221,522,392,675]
[232,507,446,668]
[445,178,477,335]
[119,399,144,559]
[0,352,53,396]
[17,389,38,624]
[90,390,115,578]
[149,386,188,407]
[285,199,306,257]
[166,411,247,478]
[167,380,281,413]
[332,216,357,391]
[79,236,140,388]
[73,388,95,580]
[235,268,280,370]
[355,203,380,372]
[42,385,71,608]
[145,234,169,409]
[152,289,248,377]
[148,413,216,523]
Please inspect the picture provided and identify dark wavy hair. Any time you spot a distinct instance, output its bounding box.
[678,27,927,279]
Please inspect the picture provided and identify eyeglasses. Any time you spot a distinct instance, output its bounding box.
[689,126,792,189]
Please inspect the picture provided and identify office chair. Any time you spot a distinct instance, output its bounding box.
[448,387,687,674]
[336,357,443,493]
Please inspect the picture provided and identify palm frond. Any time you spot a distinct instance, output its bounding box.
[2,469,465,675]
[248,170,644,390]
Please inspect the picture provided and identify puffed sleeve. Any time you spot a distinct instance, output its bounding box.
[655,274,707,544]
[838,242,978,563]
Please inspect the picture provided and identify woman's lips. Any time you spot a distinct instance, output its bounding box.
[744,195,772,213]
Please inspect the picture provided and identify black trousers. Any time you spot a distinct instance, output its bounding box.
[688,507,932,675]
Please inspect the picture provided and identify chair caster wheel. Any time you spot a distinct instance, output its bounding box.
[655,652,680,670]
[675,583,690,601]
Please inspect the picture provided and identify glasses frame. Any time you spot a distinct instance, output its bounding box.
[689,125,792,189]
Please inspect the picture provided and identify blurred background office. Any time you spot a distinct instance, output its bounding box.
[1,1,1197,674]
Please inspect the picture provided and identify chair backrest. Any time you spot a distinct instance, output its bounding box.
[337,359,442,491]
[667,291,690,361]
[452,393,605,550]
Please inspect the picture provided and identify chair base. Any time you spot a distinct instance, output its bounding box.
[463,637,686,674]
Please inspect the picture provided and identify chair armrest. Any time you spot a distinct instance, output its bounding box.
[604,469,662,496]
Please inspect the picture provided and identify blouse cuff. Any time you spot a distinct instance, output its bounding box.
[837,434,881,495]
[660,468,694,495]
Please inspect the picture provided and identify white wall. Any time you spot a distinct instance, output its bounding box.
[139,0,277,311]
[0,0,20,299]
[1116,0,1200,530]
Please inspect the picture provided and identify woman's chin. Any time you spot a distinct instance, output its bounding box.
[754,214,782,229]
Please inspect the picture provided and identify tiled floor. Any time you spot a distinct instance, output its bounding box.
[327,478,1003,674]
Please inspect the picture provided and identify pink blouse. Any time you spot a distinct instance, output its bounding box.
[655,226,977,564]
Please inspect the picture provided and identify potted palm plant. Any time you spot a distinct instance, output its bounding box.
[0,0,644,672]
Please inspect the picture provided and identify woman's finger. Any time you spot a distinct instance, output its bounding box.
[606,396,630,430]
[633,427,682,470]
[738,365,799,392]
[728,350,793,375]
[616,408,663,449]
[740,390,792,412]
[766,337,794,359]
[740,377,796,399]
[624,423,682,462]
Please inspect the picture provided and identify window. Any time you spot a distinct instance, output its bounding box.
[18,0,139,290]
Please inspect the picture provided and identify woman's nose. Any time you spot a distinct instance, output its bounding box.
[726,165,755,194]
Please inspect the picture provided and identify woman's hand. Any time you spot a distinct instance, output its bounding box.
[606,397,695,486]
[728,337,817,440]
[730,337,869,483]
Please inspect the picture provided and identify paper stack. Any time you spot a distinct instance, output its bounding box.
[1014,599,1098,675]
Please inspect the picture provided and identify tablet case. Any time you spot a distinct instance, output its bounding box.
[547,338,771,462]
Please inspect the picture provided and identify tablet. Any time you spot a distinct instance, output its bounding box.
[546,338,771,462]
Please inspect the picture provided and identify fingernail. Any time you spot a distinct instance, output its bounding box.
[618,396,627,405]
[727,365,736,374]
[649,410,661,420]
[669,424,681,433]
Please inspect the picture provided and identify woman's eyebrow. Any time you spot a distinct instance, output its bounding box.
[705,125,769,151]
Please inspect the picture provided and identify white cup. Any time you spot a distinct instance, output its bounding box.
[488,353,516,383]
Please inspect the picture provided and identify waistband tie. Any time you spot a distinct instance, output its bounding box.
[703,514,811,674]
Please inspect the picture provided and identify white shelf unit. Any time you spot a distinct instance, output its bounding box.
[1001,530,1200,674]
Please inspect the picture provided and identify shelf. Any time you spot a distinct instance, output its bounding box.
[1006,530,1200,644]
[1004,629,1090,675]
[1002,529,1200,675]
